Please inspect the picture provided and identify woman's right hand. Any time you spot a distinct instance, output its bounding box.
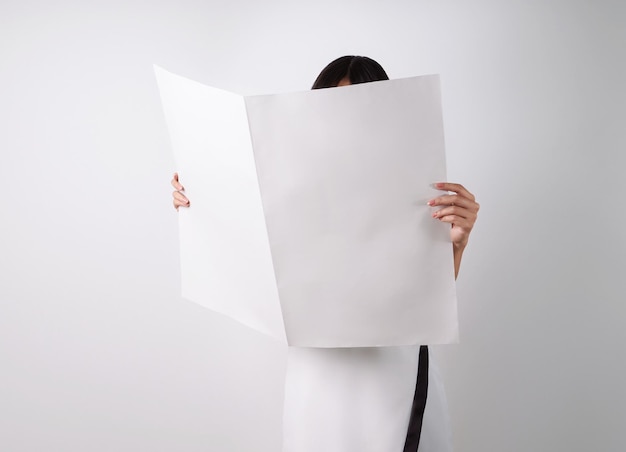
[171,172,190,210]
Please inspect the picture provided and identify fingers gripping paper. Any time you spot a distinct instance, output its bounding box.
[155,66,458,347]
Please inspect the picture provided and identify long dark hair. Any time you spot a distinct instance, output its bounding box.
[311,55,389,89]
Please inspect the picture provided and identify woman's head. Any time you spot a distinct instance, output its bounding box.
[311,55,389,89]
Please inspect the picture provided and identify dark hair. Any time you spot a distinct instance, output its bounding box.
[311,55,389,89]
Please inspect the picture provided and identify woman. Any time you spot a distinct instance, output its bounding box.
[171,56,479,452]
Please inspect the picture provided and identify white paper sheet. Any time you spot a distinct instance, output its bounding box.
[155,66,458,347]
[155,66,286,342]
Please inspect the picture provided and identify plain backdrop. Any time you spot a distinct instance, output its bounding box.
[1,0,625,451]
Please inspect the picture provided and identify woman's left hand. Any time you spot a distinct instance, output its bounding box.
[428,182,479,251]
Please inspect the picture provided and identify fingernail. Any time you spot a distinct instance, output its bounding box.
[435,182,445,189]
[427,200,434,206]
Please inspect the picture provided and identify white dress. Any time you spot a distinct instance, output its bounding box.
[282,345,453,452]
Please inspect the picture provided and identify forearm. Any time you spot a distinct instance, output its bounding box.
[453,241,466,280]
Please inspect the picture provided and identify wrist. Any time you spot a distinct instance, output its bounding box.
[453,240,467,253]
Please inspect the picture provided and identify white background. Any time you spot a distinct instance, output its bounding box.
[1,0,624,451]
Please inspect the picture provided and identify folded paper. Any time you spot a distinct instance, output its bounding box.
[155,66,458,347]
